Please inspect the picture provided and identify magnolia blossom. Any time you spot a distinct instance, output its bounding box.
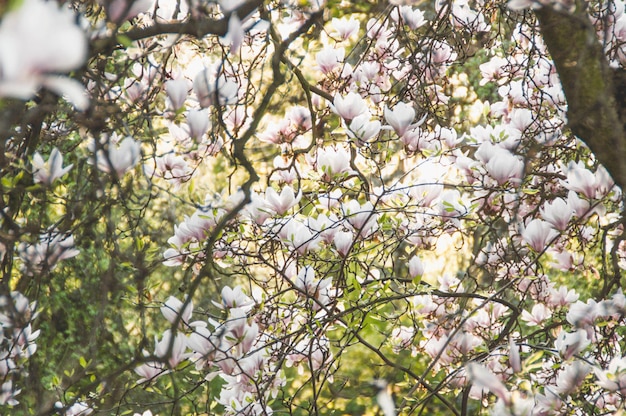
[193,70,239,107]
[540,198,572,231]
[264,186,301,215]
[595,355,626,395]
[521,303,552,326]
[32,147,73,185]
[331,17,360,40]
[554,329,590,360]
[334,230,354,257]
[186,109,210,142]
[484,148,524,185]
[161,296,193,326]
[165,78,189,110]
[0,0,88,109]
[55,401,94,416]
[316,47,345,74]
[220,13,244,54]
[391,6,427,30]
[18,230,79,274]
[522,219,558,252]
[385,102,416,137]
[465,362,511,405]
[408,255,425,278]
[333,92,368,122]
[348,113,381,144]
[317,146,353,181]
[342,200,378,236]
[154,330,187,368]
[94,136,141,177]
[214,285,255,311]
[100,0,154,22]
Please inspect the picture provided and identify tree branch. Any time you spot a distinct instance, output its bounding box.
[535,5,626,190]
[123,0,264,41]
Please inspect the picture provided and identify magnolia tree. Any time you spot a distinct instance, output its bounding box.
[2,0,626,414]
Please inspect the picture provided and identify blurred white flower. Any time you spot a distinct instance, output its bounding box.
[0,0,88,110]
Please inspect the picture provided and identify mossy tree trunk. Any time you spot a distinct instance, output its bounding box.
[535,4,626,190]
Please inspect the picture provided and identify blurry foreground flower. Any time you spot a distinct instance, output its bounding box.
[0,0,88,110]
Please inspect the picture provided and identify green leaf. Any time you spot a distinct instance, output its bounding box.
[116,34,133,48]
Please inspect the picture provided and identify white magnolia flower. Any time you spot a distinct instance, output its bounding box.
[94,136,141,177]
[0,0,88,110]
[32,147,73,185]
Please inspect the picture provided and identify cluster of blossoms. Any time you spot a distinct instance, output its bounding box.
[136,289,280,415]
[5,0,626,413]
[149,0,626,413]
[0,292,39,406]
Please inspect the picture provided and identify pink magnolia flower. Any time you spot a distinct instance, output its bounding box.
[333,92,368,122]
[342,200,378,236]
[391,6,427,30]
[554,361,590,394]
[331,17,360,40]
[509,338,521,373]
[465,362,511,405]
[566,299,599,327]
[567,190,590,217]
[186,323,219,362]
[276,217,320,254]
[55,401,94,416]
[334,230,354,257]
[264,185,301,215]
[385,102,416,137]
[484,148,524,185]
[134,360,167,384]
[149,153,192,185]
[521,303,552,326]
[154,330,188,368]
[295,266,331,300]
[193,70,238,107]
[561,161,614,199]
[317,146,353,181]
[186,109,210,142]
[0,0,88,110]
[100,0,154,22]
[522,219,558,252]
[18,230,79,274]
[0,381,20,406]
[32,147,73,186]
[554,329,590,360]
[348,113,381,144]
[220,13,244,54]
[316,47,345,74]
[214,285,254,311]
[540,198,572,231]
[595,355,626,395]
[479,56,509,85]
[408,255,424,278]
[165,78,189,111]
